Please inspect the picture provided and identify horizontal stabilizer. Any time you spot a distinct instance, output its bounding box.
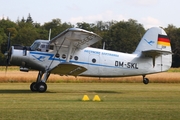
[142,49,172,56]
[50,62,87,76]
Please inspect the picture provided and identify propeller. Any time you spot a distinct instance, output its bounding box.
[5,33,11,72]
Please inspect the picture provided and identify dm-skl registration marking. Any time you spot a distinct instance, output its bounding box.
[115,61,138,69]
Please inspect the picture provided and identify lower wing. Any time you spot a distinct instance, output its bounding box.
[50,62,87,76]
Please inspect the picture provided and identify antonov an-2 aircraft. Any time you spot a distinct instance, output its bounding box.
[5,27,172,92]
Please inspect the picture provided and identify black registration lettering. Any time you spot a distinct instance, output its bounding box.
[115,61,138,69]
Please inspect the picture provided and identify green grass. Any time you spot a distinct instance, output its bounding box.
[0,83,180,120]
[168,68,180,72]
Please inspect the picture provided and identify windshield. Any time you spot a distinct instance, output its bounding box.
[30,42,41,51]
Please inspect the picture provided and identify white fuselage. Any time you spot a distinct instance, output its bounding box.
[10,46,171,77]
[7,27,172,93]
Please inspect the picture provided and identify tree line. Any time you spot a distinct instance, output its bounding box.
[0,14,180,67]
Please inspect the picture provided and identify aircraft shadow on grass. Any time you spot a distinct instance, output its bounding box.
[0,90,55,94]
[0,89,119,94]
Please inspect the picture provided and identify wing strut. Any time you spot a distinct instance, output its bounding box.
[66,41,73,62]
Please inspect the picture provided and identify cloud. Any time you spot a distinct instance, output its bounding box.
[69,11,127,24]
[0,15,8,20]
[141,16,162,29]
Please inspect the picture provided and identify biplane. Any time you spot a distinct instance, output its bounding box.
[5,27,172,92]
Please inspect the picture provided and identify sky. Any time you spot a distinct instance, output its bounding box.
[0,0,179,29]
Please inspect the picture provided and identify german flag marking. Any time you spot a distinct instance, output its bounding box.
[158,34,170,46]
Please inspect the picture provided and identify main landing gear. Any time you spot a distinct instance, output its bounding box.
[30,71,50,93]
[142,75,149,84]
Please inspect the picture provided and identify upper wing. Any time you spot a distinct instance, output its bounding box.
[50,28,102,50]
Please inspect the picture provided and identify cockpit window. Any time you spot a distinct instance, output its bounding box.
[30,42,41,51]
[30,41,49,52]
[41,44,45,48]
[40,44,49,52]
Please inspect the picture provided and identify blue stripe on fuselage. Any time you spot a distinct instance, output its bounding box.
[30,51,119,69]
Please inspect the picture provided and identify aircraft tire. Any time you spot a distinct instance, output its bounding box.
[30,82,38,92]
[37,82,47,93]
[143,78,149,84]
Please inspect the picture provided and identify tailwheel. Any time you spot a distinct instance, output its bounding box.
[30,82,38,92]
[37,82,47,93]
[143,78,149,84]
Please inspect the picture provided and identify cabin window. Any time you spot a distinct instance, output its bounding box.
[92,58,96,63]
[74,56,78,60]
[62,54,66,59]
[55,53,60,58]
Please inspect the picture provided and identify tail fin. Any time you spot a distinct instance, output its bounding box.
[134,27,172,71]
[134,27,171,54]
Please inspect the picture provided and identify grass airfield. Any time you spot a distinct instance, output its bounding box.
[0,83,180,120]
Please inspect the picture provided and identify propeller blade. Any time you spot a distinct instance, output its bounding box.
[5,32,11,73]
[7,33,11,51]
